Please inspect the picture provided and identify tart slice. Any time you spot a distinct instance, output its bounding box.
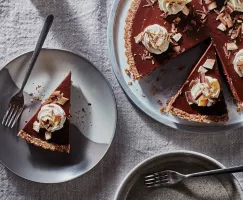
[18,72,71,153]
[167,42,228,123]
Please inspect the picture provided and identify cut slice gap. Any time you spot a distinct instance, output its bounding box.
[167,42,228,123]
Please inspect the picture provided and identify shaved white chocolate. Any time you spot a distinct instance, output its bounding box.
[45,131,52,140]
[57,94,69,105]
[182,5,190,15]
[134,32,144,44]
[227,42,238,51]
[191,82,202,99]
[33,121,40,133]
[208,1,217,11]
[203,59,215,69]
[217,23,227,31]
[198,66,208,73]
[172,33,182,42]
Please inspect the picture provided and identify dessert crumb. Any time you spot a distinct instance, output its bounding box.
[88,103,92,106]
[82,108,86,113]
[157,100,163,106]
[160,107,167,113]
[237,106,241,113]
[150,87,157,96]
[125,68,131,76]
[36,85,41,90]
[128,81,132,85]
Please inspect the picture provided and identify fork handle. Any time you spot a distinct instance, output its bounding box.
[188,165,243,178]
[20,14,54,92]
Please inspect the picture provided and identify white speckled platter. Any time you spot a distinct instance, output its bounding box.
[0,49,117,183]
[108,0,243,133]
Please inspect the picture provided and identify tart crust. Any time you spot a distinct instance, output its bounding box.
[124,0,142,80]
[18,130,70,153]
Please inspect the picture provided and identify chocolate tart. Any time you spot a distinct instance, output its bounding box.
[167,42,228,123]
[18,72,71,153]
[125,0,211,80]
[125,0,243,109]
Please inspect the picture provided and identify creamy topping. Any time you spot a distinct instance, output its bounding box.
[135,24,170,54]
[233,49,243,77]
[33,103,66,134]
[158,0,191,15]
[186,75,221,107]
[228,0,243,12]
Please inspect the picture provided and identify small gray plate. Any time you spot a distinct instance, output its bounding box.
[0,49,117,183]
[115,151,243,200]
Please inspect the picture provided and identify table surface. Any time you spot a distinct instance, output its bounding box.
[0,0,243,199]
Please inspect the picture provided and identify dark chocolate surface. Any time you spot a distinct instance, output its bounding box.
[131,0,210,76]
[22,72,71,145]
[171,42,228,116]
[130,0,243,105]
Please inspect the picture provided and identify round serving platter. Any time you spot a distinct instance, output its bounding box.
[115,151,243,200]
[108,0,243,133]
[0,49,117,183]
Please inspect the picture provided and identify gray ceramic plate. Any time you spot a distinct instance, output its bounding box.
[0,49,117,183]
[108,0,243,133]
[115,151,243,200]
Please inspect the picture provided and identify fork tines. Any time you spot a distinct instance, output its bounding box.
[144,171,169,188]
[2,104,23,128]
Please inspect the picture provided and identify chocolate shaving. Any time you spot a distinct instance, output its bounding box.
[185,91,194,104]
[199,73,205,83]
[189,79,198,88]
[223,46,230,58]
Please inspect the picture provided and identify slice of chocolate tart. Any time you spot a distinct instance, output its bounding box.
[18,72,71,153]
[167,42,228,123]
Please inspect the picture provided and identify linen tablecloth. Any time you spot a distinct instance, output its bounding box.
[1,0,243,199]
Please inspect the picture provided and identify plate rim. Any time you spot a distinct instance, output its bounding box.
[0,48,118,183]
[114,150,243,200]
[107,0,243,133]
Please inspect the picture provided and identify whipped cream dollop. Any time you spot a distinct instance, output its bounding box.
[228,0,243,12]
[158,0,192,15]
[135,24,170,54]
[186,75,221,107]
[33,103,66,133]
[233,49,243,77]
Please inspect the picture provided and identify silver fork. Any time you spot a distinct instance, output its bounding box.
[144,165,243,188]
[1,15,54,128]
